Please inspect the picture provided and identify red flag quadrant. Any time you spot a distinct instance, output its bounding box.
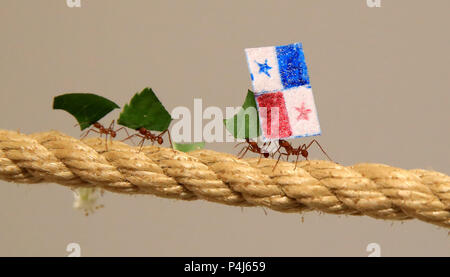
[255,91,292,139]
[255,86,321,140]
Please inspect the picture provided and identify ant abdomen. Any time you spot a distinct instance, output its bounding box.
[301,150,308,158]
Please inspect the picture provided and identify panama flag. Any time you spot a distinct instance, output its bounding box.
[245,42,321,140]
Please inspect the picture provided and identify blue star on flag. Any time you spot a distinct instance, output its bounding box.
[256,59,272,77]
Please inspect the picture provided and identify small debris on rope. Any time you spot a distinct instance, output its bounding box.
[72,187,104,216]
[262,207,268,216]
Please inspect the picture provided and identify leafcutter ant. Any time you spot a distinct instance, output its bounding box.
[122,127,172,150]
[79,120,131,150]
[273,139,332,170]
[235,138,271,163]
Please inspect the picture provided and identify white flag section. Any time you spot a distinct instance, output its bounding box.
[245,42,321,140]
[282,86,321,137]
[245,46,283,93]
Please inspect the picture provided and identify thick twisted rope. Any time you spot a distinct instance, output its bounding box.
[0,129,449,228]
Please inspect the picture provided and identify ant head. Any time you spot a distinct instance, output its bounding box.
[301,149,309,158]
[157,137,163,144]
[93,122,102,128]
[279,140,289,147]
[138,127,146,135]
[110,131,116,138]
[263,152,269,158]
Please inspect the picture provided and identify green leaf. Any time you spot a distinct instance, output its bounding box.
[118,87,172,131]
[172,142,205,152]
[223,90,261,139]
[53,93,120,130]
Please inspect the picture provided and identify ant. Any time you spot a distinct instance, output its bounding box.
[80,120,131,150]
[122,127,172,150]
[235,138,270,163]
[273,139,332,170]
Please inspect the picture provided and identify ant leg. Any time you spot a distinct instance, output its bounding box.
[121,128,132,141]
[81,128,100,139]
[306,139,332,161]
[115,127,135,145]
[80,129,88,139]
[257,153,263,164]
[234,141,247,149]
[298,144,309,161]
[122,133,138,143]
[166,130,173,149]
[106,120,116,150]
[236,146,247,157]
[294,153,301,170]
[257,149,269,164]
[104,133,109,151]
[273,152,284,171]
[236,146,247,159]
[115,127,127,135]
[161,129,175,152]
[109,120,115,130]
[271,144,282,158]
[238,146,250,159]
[138,136,146,152]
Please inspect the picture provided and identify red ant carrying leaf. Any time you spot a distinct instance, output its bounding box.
[235,138,271,163]
[273,139,332,170]
[122,128,172,150]
[79,120,131,150]
[53,93,128,151]
[117,87,173,151]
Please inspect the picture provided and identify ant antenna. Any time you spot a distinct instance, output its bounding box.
[306,139,333,161]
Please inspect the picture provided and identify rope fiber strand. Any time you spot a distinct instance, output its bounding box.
[0,129,449,228]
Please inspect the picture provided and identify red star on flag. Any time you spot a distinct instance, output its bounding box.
[295,102,312,121]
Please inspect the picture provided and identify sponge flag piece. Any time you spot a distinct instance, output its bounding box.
[245,42,321,140]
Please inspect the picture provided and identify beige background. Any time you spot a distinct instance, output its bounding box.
[0,0,449,256]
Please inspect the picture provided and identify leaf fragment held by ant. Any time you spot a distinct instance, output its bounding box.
[118,87,172,132]
[53,93,119,130]
[223,90,261,139]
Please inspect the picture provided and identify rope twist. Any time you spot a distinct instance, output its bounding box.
[0,130,448,228]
